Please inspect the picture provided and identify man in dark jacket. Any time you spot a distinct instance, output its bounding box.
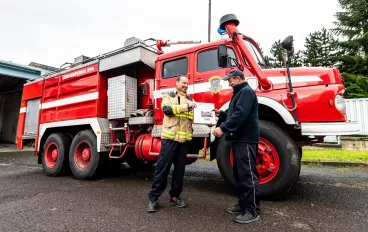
[213,69,260,224]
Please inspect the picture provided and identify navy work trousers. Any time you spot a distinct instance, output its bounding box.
[149,139,188,201]
[232,142,260,216]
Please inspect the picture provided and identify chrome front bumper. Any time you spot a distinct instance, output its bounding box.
[301,121,361,136]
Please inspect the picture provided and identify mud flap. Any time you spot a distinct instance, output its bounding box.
[37,151,42,164]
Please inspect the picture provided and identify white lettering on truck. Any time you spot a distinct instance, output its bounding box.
[62,66,95,80]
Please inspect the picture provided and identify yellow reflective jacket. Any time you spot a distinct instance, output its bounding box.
[161,90,194,143]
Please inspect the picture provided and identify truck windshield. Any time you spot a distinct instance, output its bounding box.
[243,39,266,68]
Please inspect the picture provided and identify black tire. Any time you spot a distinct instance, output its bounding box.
[216,120,301,199]
[297,147,303,179]
[42,133,71,176]
[298,147,303,159]
[69,130,106,180]
[65,133,74,141]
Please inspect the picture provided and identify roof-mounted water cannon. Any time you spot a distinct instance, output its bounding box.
[156,40,201,53]
[217,14,272,90]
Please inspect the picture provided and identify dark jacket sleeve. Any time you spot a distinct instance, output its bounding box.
[220,89,254,132]
[162,106,174,116]
[219,110,227,122]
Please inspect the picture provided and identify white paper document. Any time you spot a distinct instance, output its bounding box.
[194,102,216,124]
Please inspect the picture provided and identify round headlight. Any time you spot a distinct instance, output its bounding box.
[335,94,346,112]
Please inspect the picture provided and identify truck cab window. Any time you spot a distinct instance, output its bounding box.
[162,57,188,78]
[197,48,237,73]
[243,39,265,67]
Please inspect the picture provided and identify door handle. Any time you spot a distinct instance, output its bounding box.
[160,85,168,88]
[195,78,204,82]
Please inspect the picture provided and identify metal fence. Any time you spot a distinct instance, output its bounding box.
[345,98,368,135]
[323,98,368,143]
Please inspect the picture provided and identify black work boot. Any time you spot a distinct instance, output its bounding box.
[234,211,260,224]
[147,200,158,213]
[227,204,243,214]
[169,197,186,208]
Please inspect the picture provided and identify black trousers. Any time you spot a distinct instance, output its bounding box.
[149,139,188,201]
[232,142,260,216]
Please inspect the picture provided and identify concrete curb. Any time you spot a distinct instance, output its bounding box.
[302,160,368,167]
[0,150,33,153]
[0,148,34,153]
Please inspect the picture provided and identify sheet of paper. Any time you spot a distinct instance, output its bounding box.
[193,102,216,124]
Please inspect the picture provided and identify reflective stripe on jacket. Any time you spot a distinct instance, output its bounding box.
[161,91,194,143]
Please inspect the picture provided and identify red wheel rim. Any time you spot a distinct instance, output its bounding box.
[229,138,280,184]
[45,142,58,168]
[74,141,92,169]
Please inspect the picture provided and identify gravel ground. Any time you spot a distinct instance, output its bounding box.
[0,152,367,231]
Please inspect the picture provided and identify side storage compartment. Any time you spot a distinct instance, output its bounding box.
[107,75,137,119]
[24,98,41,138]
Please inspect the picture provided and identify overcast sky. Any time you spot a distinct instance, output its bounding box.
[0,0,341,68]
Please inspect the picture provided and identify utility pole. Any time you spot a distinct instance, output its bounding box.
[208,0,211,42]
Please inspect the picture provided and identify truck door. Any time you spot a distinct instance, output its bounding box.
[192,46,239,108]
[154,54,193,121]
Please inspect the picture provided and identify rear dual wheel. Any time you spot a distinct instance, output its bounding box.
[42,133,72,176]
[69,130,106,180]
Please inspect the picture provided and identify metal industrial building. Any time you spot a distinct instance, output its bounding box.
[0,60,57,144]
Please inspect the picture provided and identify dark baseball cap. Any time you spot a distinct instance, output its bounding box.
[223,69,244,81]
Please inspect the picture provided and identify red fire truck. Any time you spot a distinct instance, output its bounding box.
[16,14,360,198]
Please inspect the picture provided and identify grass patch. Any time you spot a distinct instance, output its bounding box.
[302,150,368,163]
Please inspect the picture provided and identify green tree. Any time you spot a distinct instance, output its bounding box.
[303,28,338,67]
[342,73,368,98]
[332,0,368,74]
[290,50,304,67]
[332,0,368,98]
[303,32,319,66]
[270,40,284,68]
[266,40,303,68]
[333,0,368,58]
[263,55,274,68]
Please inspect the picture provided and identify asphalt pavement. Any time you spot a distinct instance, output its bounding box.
[0,152,367,232]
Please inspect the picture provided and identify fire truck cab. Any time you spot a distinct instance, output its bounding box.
[16,14,360,198]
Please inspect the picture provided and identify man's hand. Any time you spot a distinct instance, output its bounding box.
[212,127,223,137]
[213,109,220,117]
[188,102,197,109]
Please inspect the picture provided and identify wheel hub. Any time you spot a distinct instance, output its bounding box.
[74,141,92,170]
[82,148,91,161]
[45,142,58,168]
[258,152,274,175]
[229,138,280,184]
[51,149,58,161]
[256,139,280,184]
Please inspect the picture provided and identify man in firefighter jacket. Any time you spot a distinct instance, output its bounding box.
[147,75,197,212]
[213,69,261,224]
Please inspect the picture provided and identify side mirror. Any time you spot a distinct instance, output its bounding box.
[281,35,294,52]
[217,44,228,68]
